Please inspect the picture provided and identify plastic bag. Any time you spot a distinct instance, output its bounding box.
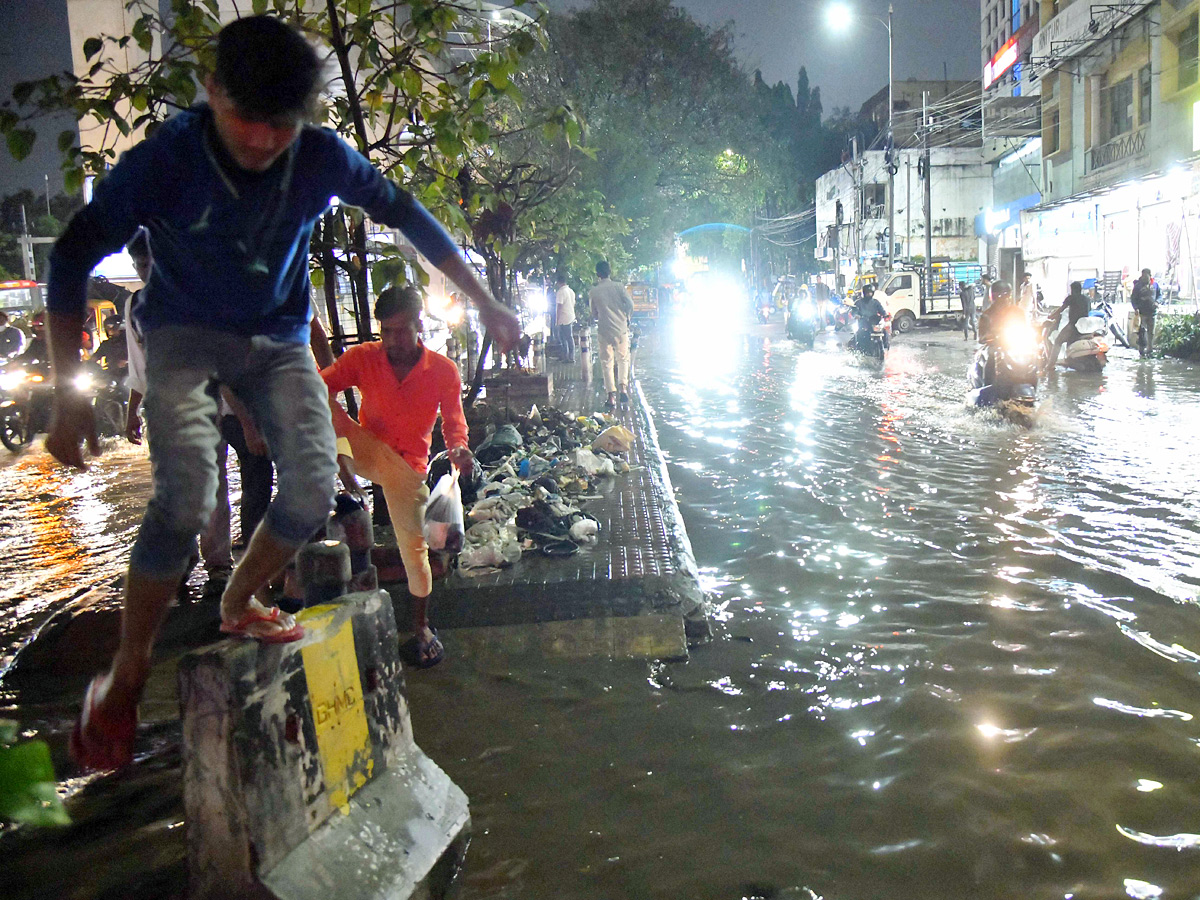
[423,469,465,553]
[592,425,635,455]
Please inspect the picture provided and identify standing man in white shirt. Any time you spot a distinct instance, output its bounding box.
[588,260,634,410]
[554,275,576,363]
[1018,272,1036,316]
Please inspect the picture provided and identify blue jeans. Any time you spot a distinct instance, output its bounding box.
[131,326,337,579]
[556,323,575,361]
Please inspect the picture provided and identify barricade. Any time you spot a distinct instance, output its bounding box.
[178,589,469,900]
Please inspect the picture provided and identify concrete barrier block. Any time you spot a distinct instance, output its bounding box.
[179,590,469,900]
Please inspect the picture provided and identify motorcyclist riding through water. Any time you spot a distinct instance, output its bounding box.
[968,279,1042,414]
[851,284,891,353]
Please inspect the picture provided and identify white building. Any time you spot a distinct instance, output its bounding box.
[815,147,993,287]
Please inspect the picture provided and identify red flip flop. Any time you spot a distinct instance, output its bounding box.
[70,673,137,773]
[219,606,305,644]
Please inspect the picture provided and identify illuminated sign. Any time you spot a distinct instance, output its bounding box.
[984,36,1020,89]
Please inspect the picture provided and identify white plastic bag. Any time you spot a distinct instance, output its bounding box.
[423,469,465,553]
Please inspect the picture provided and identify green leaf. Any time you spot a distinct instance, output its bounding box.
[0,740,70,828]
[83,37,104,61]
[309,267,325,289]
[252,0,267,13]
[5,128,35,162]
[64,167,85,196]
[57,130,75,153]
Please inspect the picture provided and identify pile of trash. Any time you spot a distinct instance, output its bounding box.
[444,405,636,576]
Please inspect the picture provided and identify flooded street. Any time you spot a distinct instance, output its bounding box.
[408,317,1200,900]
[5,315,1200,899]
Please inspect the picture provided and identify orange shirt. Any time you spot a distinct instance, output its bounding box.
[321,342,468,474]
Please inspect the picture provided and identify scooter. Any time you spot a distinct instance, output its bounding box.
[755,294,773,324]
[967,318,1040,415]
[1056,315,1110,373]
[786,296,819,349]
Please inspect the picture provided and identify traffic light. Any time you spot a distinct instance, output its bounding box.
[835,200,844,226]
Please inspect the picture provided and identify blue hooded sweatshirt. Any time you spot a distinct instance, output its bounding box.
[48,105,459,343]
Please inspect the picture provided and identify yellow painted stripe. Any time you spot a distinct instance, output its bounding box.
[300,609,372,815]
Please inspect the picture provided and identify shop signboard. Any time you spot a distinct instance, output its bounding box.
[983,96,1042,139]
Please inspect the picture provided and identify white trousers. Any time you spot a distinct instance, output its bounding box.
[599,333,630,393]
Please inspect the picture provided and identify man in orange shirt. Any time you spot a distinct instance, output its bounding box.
[321,285,471,667]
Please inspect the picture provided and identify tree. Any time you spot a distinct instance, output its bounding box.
[0,0,543,342]
[547,0,761,271]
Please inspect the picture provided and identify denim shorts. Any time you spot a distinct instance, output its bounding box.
[130,326,337,579]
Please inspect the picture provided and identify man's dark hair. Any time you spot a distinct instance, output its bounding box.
[555,275,567,286]
[214,16,321,120]
[1141,268,1152,278]
[126,228,150,263]
[374,284,423,322]
[1069,281,1083,294]
[595,260,611,279]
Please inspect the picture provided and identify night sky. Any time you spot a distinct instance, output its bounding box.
[542,0,981,114]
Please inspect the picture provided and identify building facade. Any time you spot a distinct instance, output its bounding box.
[816,147,993,286]
[1022,0,1200,300]
[977,0,1043,286]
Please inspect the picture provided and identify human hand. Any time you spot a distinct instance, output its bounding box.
[479,300,520,353]
[125,406,143,445]
[447,446,473,472]
[244,422,270,458]
[337,454,368,500]
[45,390,100,470]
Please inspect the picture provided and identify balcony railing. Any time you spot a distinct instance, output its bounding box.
[1089,126,1148,173]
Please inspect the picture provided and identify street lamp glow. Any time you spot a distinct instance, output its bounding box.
[827,3,853,32]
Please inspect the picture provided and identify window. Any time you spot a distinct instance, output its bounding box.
[1181,15,1199,90]
[1045,107,1061,154]
[884,275,911,296]
[1139,64,1152,125]
[1100,75,1134,142]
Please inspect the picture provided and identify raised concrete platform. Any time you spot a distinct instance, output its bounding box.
[178,591,468,900]
[386,348,709,660]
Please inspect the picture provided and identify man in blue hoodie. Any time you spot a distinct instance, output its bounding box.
[46,16,518,771]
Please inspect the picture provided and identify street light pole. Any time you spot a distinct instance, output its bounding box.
[886,3,894,273]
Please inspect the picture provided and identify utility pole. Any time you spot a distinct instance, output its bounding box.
[923,91,933,306]
[852,136,864,278]
[886,2,895,273]
[44,174,51,218]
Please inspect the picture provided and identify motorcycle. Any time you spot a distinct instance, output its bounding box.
[0,359,125,452]
[0,359,53,452]
[848,314,889,361]
[75,361,128,437]
[755,294,773,324]
[786,296,819,349]
[968,318,1041,415]
[1055,315,1110,373]
[1088,293,1131,349]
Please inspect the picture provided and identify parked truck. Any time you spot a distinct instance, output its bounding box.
[876,262,985,333]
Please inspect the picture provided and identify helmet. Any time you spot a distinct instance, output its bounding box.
[862,284,876,298]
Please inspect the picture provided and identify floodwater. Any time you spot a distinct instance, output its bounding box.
[408,319,1200,900]
[5,315,1200,899]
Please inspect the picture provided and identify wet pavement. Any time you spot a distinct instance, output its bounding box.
[5,312,1200,899]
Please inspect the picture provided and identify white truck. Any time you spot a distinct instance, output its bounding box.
[876,263,984,334]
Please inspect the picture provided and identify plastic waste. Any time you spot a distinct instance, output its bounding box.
[592,424,635,455]
[569,519,599,542]
[475,424,524,465]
